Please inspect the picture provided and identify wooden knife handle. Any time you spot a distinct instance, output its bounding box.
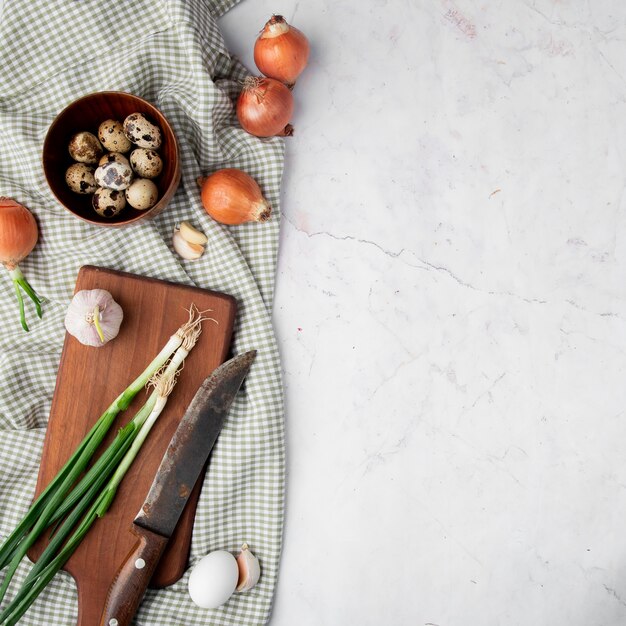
[98,525,169,626]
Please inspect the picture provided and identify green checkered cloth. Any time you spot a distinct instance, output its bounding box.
[0,0,285,624]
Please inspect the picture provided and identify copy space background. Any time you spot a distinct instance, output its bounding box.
[221,2,626,625]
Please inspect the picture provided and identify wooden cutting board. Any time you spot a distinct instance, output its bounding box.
[28,265,236,626]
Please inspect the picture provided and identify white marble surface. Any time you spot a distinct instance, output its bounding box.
[220,2,626,624]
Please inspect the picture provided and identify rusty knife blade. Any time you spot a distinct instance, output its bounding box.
[133,350,256,538]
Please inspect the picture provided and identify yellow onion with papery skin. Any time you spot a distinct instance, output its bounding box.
[198,169,271,225]
[237,76,294,138]
[254,15,310,87]
[0,197,42,331]
[0,197,38,271]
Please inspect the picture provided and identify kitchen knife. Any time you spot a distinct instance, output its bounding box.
[98,350,256,626]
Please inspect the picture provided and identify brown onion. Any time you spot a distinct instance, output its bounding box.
[0,197,42,331]
[0,197,38,271]
[254,15,310,87]
[198,169,271,225]
[237,77,294,138]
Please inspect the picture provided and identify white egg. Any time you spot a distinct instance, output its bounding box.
[188,550,238,609]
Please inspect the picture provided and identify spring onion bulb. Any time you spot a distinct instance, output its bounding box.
[0,306,209,608]
[97,365,183,513]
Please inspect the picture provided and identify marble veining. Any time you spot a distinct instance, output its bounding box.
[220,1,626,624]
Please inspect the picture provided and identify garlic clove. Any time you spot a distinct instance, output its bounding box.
[236,543,260,592]
[173,230,204,260]
[179,221,208,246]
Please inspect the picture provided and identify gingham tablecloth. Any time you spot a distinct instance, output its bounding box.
[0,0,285,624]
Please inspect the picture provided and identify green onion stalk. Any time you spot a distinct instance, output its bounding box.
[0,331,200,625]
[0,306,205,607]
[9,267,42,333]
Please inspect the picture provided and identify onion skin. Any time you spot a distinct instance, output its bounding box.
[199,169,271,225]
[237,77,294,138]
[254,15,310,87]
[0,197,38,271]
[0,197,42,331]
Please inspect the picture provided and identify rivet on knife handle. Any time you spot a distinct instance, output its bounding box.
[99,525,169,626]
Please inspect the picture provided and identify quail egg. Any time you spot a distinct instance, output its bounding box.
[98,152,131,168]
[123,113,162,149]
[92,188,127,218]
[129,148,163,179]
[98,119,132,153]
[68,131,103,164]
[125,178,158,210]
[94,159,134,190]
[65,163,97,194]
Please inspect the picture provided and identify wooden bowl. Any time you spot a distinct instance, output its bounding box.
[43,91,181,227]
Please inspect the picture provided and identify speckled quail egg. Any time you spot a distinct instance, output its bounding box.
[125,178,158,210]
[98,120,132,153]
[123,113,162,149]
[92,188,127,218]
[68,131,103,164]
[129,148,163,179]
[94,159,134,190]
[65,163,97,194]
[98,152,131,168]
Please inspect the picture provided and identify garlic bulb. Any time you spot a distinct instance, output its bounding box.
[64,289,123,347]
[236,543,260,592]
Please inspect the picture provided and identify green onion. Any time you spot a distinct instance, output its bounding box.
[0,348,190,624]
[9,267,42,333]
[0,308,208,622]
[47,395,157,527]
[0,307,205,604]
[0,502,99,626]
[5,421,140,608]
[98,345,188,509]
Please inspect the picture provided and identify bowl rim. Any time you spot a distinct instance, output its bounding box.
[43,90,180,227]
